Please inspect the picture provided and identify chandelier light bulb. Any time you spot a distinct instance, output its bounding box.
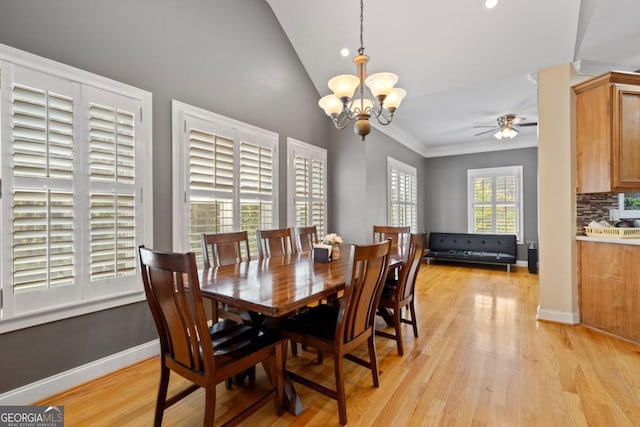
[318,95,344,116]
[365,72,398,98]
[384,88,407,110]
[328,74,359,100]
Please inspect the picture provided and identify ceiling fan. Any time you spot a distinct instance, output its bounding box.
[474,114,537,139]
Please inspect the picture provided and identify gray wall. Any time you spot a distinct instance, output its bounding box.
[0,0,329,394]
[424,147,539,261]
[329,126,428,245]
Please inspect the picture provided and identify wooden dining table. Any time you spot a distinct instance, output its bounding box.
[199,245,404,415]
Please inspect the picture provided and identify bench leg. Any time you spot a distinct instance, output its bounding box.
[507,264,511,272]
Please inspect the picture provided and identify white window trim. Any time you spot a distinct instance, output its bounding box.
[467,165,523,243]
[286,138,327,232]
[618,193,640,219]
[0,43,153,333]
[387,157,418,231]
[171,100,279,252]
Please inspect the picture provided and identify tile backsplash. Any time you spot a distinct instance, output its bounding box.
[576,193,618,231]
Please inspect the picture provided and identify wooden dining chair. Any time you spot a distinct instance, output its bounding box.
[282,240,391,425]
[201,231,252,323]
[138,246,284,427]
[201,230,250,268]
[256,227,296,258]
[373,225,410,281]
[372,225,410,254]
[375,232,426,356]
[294,225,319,252]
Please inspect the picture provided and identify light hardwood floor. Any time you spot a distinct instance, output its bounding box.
[37,262,640,426]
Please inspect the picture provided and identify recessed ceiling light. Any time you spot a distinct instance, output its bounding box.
[485,0,498,8]
[340,48,350,57]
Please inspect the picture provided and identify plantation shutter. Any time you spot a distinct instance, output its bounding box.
[388,158,417,231]
[294,156,310,227]
[10,68,78,313]
[472,176,493,233]
[239,140,274,255]
[88,103,135,281]
[173,103,279,265]
[1,52,151,329]
[289,140,327,238]
[468,166,522,241]
[186,117,235,263]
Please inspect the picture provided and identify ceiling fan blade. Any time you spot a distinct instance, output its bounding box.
[472,125,497,128]
[474,128,496,136]
[518,122,538,127]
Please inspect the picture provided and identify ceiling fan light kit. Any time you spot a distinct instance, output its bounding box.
[474,113,537,140]
[494,126,518,139]
[317,0,406,141]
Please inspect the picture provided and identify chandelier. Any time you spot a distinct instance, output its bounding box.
[318,0,406,141]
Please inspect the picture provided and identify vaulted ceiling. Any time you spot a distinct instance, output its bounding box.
[267,0,640,157]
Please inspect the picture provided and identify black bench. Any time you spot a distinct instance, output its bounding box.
[425,232,517,272]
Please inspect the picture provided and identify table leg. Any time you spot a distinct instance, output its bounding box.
[258,319,305,415]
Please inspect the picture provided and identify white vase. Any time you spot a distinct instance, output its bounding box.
[332,245,340,260]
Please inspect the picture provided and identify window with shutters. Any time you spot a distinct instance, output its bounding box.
[287,138,327,237]
[387,157,417,231]
[0,44,153,332]
[172,101,278,263]
[467,166,523,242]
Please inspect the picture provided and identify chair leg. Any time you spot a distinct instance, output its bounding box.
[334,355,347,425]
[203,383,216,426]
[394,307,404,356]
[154,365,170,427]
[367,335,380,388]
[409,301,419,338]
[290,340,298,356]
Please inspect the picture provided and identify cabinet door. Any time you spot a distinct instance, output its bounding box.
[612,84,640,190]
[580,241,640,343]
[576,83,612,193]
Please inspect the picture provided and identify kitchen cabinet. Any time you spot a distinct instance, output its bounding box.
[574,72,640,193]
[579,240,640,343]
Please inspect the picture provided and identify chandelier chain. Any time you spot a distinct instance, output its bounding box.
[359,0,364,55]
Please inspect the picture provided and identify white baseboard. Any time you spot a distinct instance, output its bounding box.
[0,339,160,405]
[536,306,580,324]
[515,260,528,267]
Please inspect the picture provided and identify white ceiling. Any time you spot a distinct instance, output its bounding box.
[266,0,640,157]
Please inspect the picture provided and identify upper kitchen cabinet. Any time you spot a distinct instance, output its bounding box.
[574,72,640,193]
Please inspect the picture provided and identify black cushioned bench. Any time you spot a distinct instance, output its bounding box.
[425,232,517,272]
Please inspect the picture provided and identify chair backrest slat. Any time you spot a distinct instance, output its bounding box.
[337,240,391,343]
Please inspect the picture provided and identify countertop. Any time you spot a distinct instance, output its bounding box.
[576,235,640,245]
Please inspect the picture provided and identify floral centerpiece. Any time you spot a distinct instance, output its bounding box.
[322,233,343,260]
